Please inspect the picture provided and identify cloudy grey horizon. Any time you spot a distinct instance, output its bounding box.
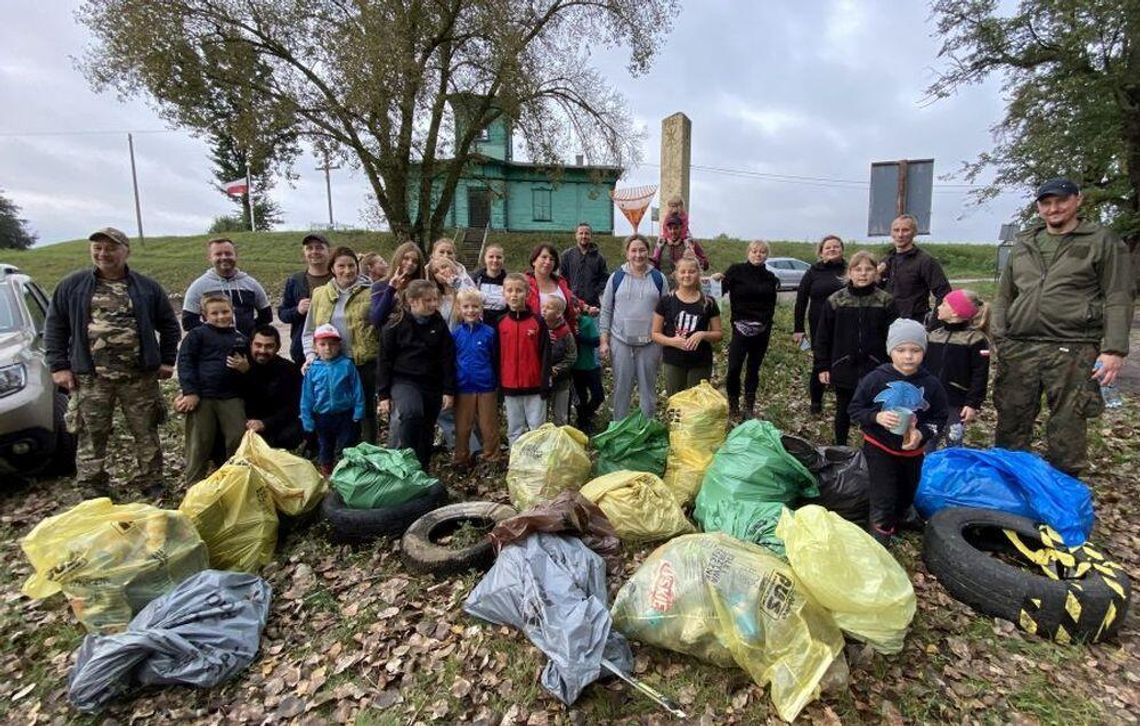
[1,1,1030,247]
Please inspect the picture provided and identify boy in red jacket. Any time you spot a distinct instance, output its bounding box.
[497,273,552,443]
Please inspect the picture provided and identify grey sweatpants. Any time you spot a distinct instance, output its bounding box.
[610,338,661,421]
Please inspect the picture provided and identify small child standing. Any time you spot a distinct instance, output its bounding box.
[377,280,456,472]
[498,273,552,443]
[571,310,605,434]
[542,296,577,426]
[452,289,500,466]
[300,324,365,477]
[849,319,949,546]
[925,289,990,449]
[652,256,723,396]
[175,294,250,485]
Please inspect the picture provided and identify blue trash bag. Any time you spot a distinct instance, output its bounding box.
[915,448,1094,545]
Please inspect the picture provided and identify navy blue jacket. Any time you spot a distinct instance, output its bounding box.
[848,363,950,453]
[277,270,325,364]
[177,324,249,399]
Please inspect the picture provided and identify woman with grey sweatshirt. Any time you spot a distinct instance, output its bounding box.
[599,234,667,420]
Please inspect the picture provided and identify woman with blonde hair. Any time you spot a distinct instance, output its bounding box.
[716,240,780,419]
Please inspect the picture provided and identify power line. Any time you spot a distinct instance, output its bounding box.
[0,129,178,138]
[639,161,985,190]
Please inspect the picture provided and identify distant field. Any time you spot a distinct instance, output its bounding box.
[3,230,999,297]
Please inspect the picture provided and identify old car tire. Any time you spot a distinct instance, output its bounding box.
[923,507,1130,643]
[321,483,447,544]
[401,501,517,577]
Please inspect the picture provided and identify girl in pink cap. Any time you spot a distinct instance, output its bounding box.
[925,289,990,449]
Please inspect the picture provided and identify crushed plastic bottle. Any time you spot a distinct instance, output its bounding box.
[1093,360,1124,409]
[947,422,965,446]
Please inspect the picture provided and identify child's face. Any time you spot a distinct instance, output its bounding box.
[504,280,528,311]
[541,299,562,325]
[409,293,440,316]
[433,243,456,261]
[848,260,877,288]
[460,299,482,323]
[400,251,419,275]
[675,262,700,289]
[936,298,961,323]
[484,247,504,274]
[315,338,341,360]
[369,257,388,279]
[203,301,234,328]
[890,343,924,376]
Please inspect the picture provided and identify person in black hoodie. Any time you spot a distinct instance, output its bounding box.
[240,325,304,450]
[848,319,949,545]
[376,279,457,472]
[814,251,898,445]
[793,235,847,414]
[175,294,249,485]
[924,289,990,449]
[715,240,779,419]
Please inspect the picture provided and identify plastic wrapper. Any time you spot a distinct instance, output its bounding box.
[490,491,622,576]
[230,430,326,515]
[179,463,278,572]
[506,424,592,511]
[330,443,439,510]
[580,470,695,544]
[21,499,209,634]
[611,533,845,722]
[591,409,668,477]
[661,381,729,505]
[776,506,915,654]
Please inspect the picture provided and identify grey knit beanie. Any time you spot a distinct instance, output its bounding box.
[886,318,927,353]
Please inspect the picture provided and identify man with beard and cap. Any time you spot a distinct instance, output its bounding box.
[237,325,304,450]
[182,237,272,337]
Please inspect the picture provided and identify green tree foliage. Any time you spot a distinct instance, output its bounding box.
[0,190,37,250]
[928,0,1140,243]
[209,132,283,232]
[77,0,679,248]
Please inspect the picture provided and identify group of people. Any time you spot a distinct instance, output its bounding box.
[44,180,1133,543]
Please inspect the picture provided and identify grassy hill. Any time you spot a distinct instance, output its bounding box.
[3,230,998,296]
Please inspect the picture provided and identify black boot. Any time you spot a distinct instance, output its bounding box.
[743,395,756,420]
[728,399,741,420]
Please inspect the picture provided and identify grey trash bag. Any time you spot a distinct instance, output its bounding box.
[463,532,633,705]
[68,570,272,713]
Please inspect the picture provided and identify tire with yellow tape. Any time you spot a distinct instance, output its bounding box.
[923,507,1130,643]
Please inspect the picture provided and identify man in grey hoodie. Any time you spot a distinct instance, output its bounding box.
[182,238,272,337]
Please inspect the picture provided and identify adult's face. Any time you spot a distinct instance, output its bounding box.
[1037,193,1081,231]
[890,218,916,252]
[747,245,768,266]
[626,240,649,269]
[251,333,280,364]
[820,239,844,262]
[532,249,556,278]
[208,241,238,277]
[303,241,330,270]
[665,224,683,242]
[484,247,504,275]
[576,225,592,248]
[433,241,456,261]
[90,239,130,278]
[332,254,359,287]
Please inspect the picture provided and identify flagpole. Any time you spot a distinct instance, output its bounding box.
[245,158,255,232]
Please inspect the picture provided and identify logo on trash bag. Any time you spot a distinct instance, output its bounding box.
[666,407,682,425]
[649,561,677,612]
[758,571,794,620]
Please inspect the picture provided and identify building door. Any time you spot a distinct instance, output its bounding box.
[467,188,491,228]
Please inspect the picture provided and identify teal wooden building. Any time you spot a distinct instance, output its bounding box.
[407,96,622,233]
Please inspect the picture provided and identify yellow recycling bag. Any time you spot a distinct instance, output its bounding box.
[179,462,278,572]
[230,430,326,516]
[580,470,695,543]
[661,381,728,505]
[21,498,209,634]
[776,505,916,654]
[506,424,592,511]
[611,533,845,722]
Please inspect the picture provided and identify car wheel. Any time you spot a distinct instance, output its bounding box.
[43,392,77,477]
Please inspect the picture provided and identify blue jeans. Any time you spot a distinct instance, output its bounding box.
[314,410,359,468]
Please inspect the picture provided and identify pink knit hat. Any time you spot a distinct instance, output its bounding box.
[944,289,978,320]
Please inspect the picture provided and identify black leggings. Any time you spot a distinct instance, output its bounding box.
[834,386,855,445]
[726,328,772,402]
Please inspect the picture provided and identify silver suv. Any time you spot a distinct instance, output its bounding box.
[0,264,75,480]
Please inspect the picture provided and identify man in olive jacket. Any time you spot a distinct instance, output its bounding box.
[993,178,1135,475]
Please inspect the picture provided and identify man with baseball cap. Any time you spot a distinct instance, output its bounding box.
[992,178,1135,475]
[278,233,333,364]
[44,226,181,498]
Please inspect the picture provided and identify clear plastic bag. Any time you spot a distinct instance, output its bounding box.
[579,470,695,543]
[506,424,592,510]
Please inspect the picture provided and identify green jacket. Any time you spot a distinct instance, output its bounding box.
[994,219,1134,354]
[307,280,379,365]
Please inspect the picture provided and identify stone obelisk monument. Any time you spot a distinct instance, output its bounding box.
[660,112,692,212]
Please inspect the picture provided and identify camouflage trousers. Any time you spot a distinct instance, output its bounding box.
[72,372,166,491]
[994,340,1104,476]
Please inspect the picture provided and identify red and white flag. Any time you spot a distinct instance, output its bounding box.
[223,178,249,197]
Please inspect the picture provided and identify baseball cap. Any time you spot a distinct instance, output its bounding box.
[88,227,130,248]
[302,233,330,246]
[665,213,683,227]
[1035,178,1080,201]
[314,323,342,341]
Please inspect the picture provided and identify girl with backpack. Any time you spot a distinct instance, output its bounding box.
[652,256,723,396]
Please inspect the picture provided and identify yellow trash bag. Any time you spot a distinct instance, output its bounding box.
[580,470,695,543]
[21,498,209,634]
[179,462,278,572]
[661,381,728,505]
[611,533,845,722]
[776,505,916,654]
[506,424,592,511]
[229,430,326,516]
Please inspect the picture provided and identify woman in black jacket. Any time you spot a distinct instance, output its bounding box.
[716,240,780,419]
[793,235,847,413]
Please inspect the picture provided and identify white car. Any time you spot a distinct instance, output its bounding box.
[766,257,812,291]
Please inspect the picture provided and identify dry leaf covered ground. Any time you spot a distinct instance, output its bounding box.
[1,302,1137,725]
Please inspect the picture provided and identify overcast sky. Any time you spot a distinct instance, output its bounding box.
[0,1,1028,246]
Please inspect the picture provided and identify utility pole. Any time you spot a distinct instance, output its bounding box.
[128,133,145,245]
[245,158,255,232]
[316,151,340,227]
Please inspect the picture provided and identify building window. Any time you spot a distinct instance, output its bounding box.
[532,188,552,222]
[475,126,490,141]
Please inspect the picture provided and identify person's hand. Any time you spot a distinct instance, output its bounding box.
[174,393,199,413]
[377,399,390,416]
[1091,353,1125,386]
[297,298,311,315]
[226,352,250,373]
[818,371,830,385]
[875,410,901,429]
[586,305,600,316]
[246,419,265,433]
[877,262,888,276]
[52,370,76,391]
[960,406,977,424]
[710,272,724,281]
[599,338,610,361]
[301,356,314,375]
[682,332,703,351]
[792,332,805,345]
[442,395,454,411]
[901,422,922,450]
[157,364,175,380]
[389,269,408,290]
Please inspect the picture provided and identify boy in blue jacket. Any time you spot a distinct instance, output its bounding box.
[452,288,500,467]
[301,324,365,476]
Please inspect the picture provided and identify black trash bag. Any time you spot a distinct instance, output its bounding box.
[808,446,869,526]
[68,570,272,713]
[781,434,823,472]
[463,532,633,705]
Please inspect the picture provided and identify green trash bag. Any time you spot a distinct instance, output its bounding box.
[694,420,818,548]
[330,444,440,509]
[591,410,669,477]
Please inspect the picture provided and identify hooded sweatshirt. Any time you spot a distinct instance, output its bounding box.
[182,269,271,337]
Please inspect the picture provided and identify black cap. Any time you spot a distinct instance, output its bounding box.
[1035,178,1080,201]
[665,213,683,227]
[302,233,330,246]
